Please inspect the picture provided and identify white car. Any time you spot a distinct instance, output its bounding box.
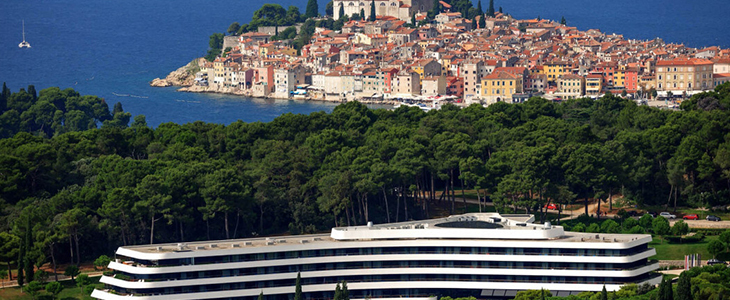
[659,212,676,219]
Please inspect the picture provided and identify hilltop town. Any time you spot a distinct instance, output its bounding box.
[152,1,730,106]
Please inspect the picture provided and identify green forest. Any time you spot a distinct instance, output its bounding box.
[2,82,730,281]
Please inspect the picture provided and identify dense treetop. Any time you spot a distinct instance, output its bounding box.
[2,83,730,273]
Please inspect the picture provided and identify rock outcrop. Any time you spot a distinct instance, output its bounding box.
[150,58,202,87]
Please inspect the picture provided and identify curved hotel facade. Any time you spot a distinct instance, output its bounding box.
[92,213,661,300]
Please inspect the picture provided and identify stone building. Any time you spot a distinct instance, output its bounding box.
[334,0,433,22]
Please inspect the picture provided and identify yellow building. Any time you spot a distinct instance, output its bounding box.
[480,71,523,104]
[656,58,714,92]
[544,62,571,82]
[586,74,603,96]
[614,65,627,88]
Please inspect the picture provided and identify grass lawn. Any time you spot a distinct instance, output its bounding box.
[0,277,100,300]
[649,235,721,260]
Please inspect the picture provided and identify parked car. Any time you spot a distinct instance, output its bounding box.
[707,259,726,266]
[645,212,657,218]
[706,215,722,222]
[659,212,676,219]
[683,214,699,220]
[544,203,558,210]
[627,210,639,217]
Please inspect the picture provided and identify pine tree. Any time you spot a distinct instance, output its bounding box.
[369,0,376,21]
[600,285,608,300]
[305,0,319,18]
[338,3,345,20]
[294,272,302,300]
[487,0,495,17]
[676,272,691,300]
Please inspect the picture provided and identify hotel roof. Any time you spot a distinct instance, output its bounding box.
[119,213,651,255]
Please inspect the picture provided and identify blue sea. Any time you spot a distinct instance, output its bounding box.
[1,0,728,127]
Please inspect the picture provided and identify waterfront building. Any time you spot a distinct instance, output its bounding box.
[92,213,660,300]
[656,58,714,92]
[557,74,586,99]
[585,74,604,96]
[480,71,524,104]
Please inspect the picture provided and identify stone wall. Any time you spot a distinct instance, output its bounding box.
[257,25,303,36]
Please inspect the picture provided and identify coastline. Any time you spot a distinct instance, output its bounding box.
[150,59,399,105]
[176,84,400,105]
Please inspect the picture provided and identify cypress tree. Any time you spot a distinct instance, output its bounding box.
[600,285,608,300]
[0,82,9,112]
[16,240,24,287]
[560,16,567,25]
[334,282,341,300]
[342,281,349,300]
[24,216,34,283]
[294,272,302,300]
[478,14,486,29]
[369,0,376,21]
[499,6,502,13]
[27,85,37,101]
[361,8,366,20]
[411,13,417,27]
[305,0,319,19]
[477,0,483,15]
[676,272,691,300]
[471,17,476,29]
[258,291,264,300]
[338,3,345,20]
[659,276,674,300]
[487,0,495,17]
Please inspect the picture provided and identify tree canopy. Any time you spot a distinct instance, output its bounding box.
[1,83,730,272]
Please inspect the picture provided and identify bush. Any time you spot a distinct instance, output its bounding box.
[94,255,112,271]
[83,285,96,295]
[665,233,704,243]
[76,273,91,287]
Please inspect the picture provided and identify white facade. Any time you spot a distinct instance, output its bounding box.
[93,213,660,300]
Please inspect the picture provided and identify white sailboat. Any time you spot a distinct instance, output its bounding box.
[19,20,31,48]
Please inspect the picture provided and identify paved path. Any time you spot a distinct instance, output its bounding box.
[0,271,103,289]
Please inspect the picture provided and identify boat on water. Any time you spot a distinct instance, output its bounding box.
[18,20,31,48]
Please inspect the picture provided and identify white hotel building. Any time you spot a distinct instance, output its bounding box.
[92,213,661,300]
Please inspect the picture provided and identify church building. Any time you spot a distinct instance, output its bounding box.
[333,0,434,22]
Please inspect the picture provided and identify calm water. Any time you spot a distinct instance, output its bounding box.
[1,0,728,127]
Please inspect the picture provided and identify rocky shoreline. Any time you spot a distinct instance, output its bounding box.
[150,58,203,88]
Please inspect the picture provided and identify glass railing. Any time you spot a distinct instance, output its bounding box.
[107,262,659,283]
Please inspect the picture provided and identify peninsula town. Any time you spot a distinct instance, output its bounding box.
[152,0,730,107]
